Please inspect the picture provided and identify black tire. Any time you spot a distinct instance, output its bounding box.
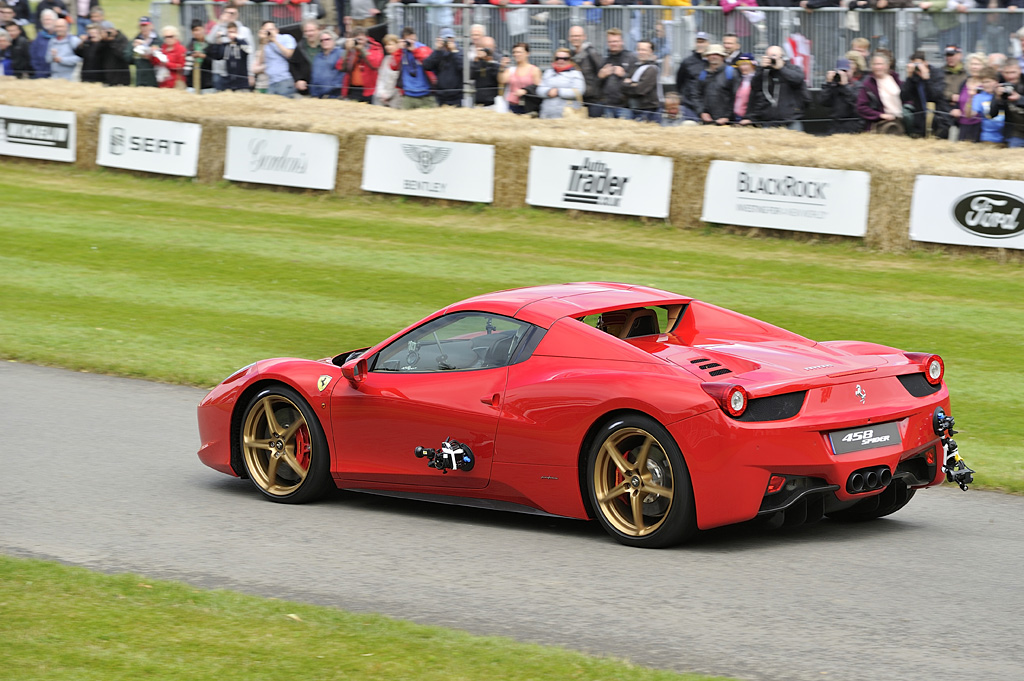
[239,385,333,504]
[826,479,916,522]
[586,414,697,548]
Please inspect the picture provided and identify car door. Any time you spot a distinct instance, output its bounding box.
[330,312,533,489]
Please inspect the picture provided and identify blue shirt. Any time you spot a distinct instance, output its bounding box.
[973,91,1005,143]
[310,47,343,97]
[263,33,296,84]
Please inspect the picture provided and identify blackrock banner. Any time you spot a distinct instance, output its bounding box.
[526,147,673,218]
[910,175,1024,250]
[97,115,202,177]
[0,105,76,162]
[702,161,871,237]
[224,126,338,190]
[361,135,495,203]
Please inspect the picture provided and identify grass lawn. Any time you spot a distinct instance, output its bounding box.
[0,555,726,681]
[0,162,1020,492]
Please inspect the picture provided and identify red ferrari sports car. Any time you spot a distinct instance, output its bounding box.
[197,282,972,547]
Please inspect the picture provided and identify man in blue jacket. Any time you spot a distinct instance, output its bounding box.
[395,27,435,109]
[29,8,57,79]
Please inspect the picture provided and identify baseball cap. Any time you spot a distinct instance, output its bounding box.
[944,45,960,55]
[836,58,851,71]
[138,15,152,24]
[695,31,710,41]
[99,20,115,29]
[736,52,754,64]
[439,27,455,40]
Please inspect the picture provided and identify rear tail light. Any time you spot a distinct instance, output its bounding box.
[702,382,750,418]
[904,352,944,385]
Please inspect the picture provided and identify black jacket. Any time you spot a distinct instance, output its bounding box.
[623,59,660,111]
[33,0,68,31]
[675,50,705,110]
[471,58,499,106]
[570,42,603,103]
[750,63,807,124]
[74,36,105,83]
[697,64,738,121]
[820,80,861,134]
[9,34,32,78]
[990,76,1024,140]
[599,49,638,107]
[423,46,464,105]
[207,38,250,90]
[100,32,132,86]
[288,41,318,95]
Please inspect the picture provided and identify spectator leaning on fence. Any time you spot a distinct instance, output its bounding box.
[567,24,603,118]
[6,21,32,77]
[423,27,462,106]
[990,59,1024,147]
[821,58,860,135]
[675,31,709,123]
[153,25,186,89]
[622,40,661,123]
[290,20,320,96]
[750,45,807,130]
[30,9,57,79]
[310,29,343,98]
[538,46,585,119]
[46,18,80,80]
[857,52,904,133]
[597,28,637,119]
[698,44,737,125]
[901,51,952,138]
[394,27,435,109]
[499,41,541,115]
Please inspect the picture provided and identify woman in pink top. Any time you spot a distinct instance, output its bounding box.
[499,42,542,114]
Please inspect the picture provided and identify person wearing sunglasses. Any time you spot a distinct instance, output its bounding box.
[538,47,585,119]
[310,30,343,98]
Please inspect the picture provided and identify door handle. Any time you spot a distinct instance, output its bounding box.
[480,393,500,408]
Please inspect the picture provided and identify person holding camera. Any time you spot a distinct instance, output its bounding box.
[392,27,436,109]
[900,51,951,138]
[989,60,1024,147]
[206,6,253,92]
[470,41,500,107]
[206,21,250,91]
[821,58,860,135]
[423,27,462,106]
[749,45,807,130]
[340,26,383,103]
[254,21,297,97]
[95,20,130,86]
[972,66,1005,143]
[74,21,104,82]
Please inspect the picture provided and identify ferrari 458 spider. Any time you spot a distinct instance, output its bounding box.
[197,282,971,547]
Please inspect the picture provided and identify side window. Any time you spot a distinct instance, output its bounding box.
[372,312,535,373]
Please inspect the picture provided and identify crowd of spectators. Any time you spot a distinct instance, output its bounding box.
[3,0,1024,144]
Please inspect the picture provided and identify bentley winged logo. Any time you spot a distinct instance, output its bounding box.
[855,384,866,404]
[402,144,451,174]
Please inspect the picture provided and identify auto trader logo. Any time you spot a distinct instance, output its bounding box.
[402,144,451,174]
[110,127,126,155]
[563,157,630,207]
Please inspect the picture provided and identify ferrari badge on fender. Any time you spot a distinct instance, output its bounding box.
[317,375,332,392]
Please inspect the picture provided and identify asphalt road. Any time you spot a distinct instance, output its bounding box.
[2,360,1021,681]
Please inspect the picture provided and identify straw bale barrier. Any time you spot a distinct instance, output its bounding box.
[4,79,1024,255]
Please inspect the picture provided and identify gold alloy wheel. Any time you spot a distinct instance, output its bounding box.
[592,427,675,537]
[241,394,313,497]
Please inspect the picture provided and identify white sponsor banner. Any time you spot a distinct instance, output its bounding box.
[526,147,673,218]
[97,115,202,177]
[702,161,871,237]
[910,175,1024,250]
[362,135,495,203]
[224,126,338,190]
[0,105,76,162]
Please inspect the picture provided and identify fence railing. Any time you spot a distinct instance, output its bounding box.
[148,2,1024,89]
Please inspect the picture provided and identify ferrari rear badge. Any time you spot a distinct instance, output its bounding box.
[317,375,332,392]
[855,384,866,404]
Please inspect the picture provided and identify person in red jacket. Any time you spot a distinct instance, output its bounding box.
[338,27,382,103]
[153,24,186,88]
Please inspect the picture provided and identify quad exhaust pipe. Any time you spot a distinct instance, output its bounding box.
[846,466,892,494]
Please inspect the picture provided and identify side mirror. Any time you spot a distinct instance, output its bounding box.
[341,357,368,386]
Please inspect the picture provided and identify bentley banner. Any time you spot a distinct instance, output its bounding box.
[910,175,1024,250]
[0,105,76,163]
[224,126,338,190]
[362,135,495,203]
[702,161,871,237]
[526,147,673,218]
[97,115,202,177]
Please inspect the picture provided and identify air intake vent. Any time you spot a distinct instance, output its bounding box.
[690,358,710,364]
[698,362,721,370]
[709,368,732,377]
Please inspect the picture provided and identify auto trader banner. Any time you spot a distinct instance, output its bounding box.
[362,135,495,203]
[526,147,673,218]
[224,126,338,190]
[97,115,202,177]
[910,175,1024,250]
[702,161,871,237]
[0,105,76,163]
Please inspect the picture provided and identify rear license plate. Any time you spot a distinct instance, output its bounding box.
[829,422,902,455]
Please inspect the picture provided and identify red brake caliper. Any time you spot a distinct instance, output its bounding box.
[295,426,311,470]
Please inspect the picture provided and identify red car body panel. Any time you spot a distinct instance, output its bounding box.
[197,282,956,531]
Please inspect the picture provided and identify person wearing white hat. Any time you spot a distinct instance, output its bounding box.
[697,43,737,125]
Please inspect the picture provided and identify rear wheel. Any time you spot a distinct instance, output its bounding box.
[586,415,697,548]
[826,479,916,522]
[240,386,333,504]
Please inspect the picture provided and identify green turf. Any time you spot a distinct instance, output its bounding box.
[0,162,1020,493]
[0,555,726,681]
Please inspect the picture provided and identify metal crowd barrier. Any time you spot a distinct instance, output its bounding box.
[148,2,1024,88]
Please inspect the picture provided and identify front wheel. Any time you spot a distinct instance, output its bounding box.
[239,386,333,504]
[586,415,697,548]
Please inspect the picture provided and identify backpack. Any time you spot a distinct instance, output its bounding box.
[699,65,734,83]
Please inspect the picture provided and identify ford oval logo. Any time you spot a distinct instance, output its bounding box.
[952,191,1024,238]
